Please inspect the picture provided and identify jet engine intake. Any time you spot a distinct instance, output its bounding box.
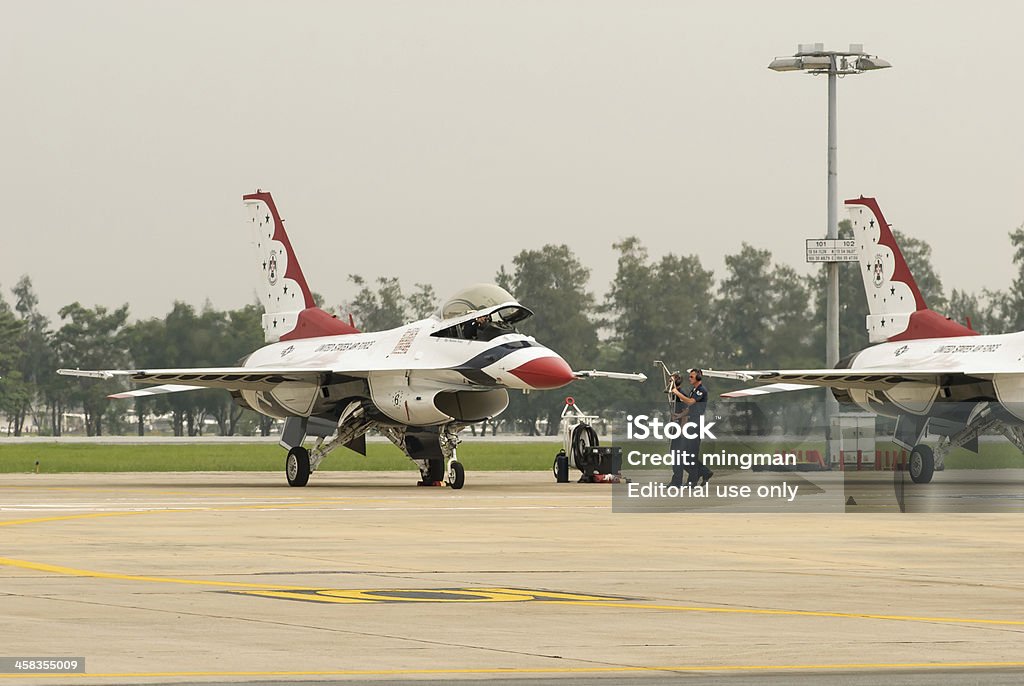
[434,389,509,422]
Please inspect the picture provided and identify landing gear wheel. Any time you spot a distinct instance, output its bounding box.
[909,444,934,484]
[286,447,310,487]
[447,461,465,490]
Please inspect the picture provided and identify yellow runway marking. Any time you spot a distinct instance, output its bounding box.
[478,587,625,601]
[5,548,1023,627]
[0,499,381,529]
[3,494,1023,630]
[233,590,372,603]
[0,556,314,590]
[2,661,1024,679]
[232,587,625,604]
[0,510,161,528]
[537,600,1024,626]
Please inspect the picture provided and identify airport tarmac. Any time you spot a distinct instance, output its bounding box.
[1,470,1023,684]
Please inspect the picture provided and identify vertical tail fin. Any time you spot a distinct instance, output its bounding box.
[243,191,358,342]
[845,197,975,343]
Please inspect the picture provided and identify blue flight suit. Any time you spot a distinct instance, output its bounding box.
[669,379,689,486]
[683,382,711,485]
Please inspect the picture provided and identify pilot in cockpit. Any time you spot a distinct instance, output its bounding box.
[463,314,494,341]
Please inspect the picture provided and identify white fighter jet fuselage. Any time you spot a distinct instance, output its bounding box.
[236,309,576,426]
[59,190,644,488]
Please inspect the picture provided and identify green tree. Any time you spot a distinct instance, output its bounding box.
[208,303,266,436]
[11,277,54,436]
[947,288,1008,335]
[0,289,27,434]
[55,303,129,436]
[122,317,169,436]
[715,244,814,369]
[999,223,1024,332]
[715,246,821,437]
[156,301,247,437]
[603,237,715,415]
[407,283,438,320]
[346,275,407,331]
[161,302,205,436]
[497,245,599,434]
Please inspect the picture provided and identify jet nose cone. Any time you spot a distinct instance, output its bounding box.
[509,356,575,389]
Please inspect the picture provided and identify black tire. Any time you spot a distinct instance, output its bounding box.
[286,447,310,487]
[570,423,599,473]
[448,461,465,490]
[909,444,934,484]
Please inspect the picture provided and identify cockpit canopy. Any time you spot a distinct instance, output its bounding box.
[438,283,521,320]
[432,283,534,341]
[487,304,534,327]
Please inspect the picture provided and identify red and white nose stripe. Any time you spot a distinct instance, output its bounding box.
[509,356,575,389]
[480,347,576,390]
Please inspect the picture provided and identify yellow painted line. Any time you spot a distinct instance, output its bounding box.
[3,496,1022,630]
[0,499,373,529]
[0,502,323,530]
[539,599,1024,626]
[0,511,155,528]
[2,661,1024,678]
[0,500,387,591]
[4,547,1024,626]
[233,590,371,603]
[0,556,315,590]
[317,588,533,603]
[232,588,629,604]
[477,587,625,601]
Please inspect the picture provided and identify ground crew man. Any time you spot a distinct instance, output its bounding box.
[670,368,713,487]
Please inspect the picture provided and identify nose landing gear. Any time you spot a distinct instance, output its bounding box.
[385,424,467,489]
[446,458,465,489]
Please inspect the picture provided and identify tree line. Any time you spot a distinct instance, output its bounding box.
[2,222,1023,437]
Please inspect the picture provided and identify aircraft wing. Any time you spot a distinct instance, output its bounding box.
[108,384,208,399]
[57,367,336,394]
[719,382,818,398]
[703,367,997,398]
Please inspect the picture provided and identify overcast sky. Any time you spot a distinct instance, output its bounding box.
[3,1,1022,323]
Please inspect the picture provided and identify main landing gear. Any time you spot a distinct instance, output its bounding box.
[383,424,466,489]
[286,446,311,487]
[282,413,470,490]
[282,402,370,487]
[908,444,934,484]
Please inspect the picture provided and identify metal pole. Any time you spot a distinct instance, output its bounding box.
[825,58,840,463]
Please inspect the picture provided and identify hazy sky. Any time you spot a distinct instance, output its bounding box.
[3,1,1022,323]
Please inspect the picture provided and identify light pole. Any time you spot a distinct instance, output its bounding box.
[768,43,890,465]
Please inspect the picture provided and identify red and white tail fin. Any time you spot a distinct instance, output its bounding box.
[243,191,358,342]
[845,197,975,343]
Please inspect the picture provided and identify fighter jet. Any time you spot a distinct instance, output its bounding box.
[59,191,644,488]
[705,197,1022,484]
